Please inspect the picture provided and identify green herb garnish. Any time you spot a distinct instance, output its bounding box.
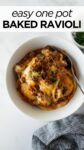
[49,77,57,83]
[37,53,44,58]
[72,32,84,46]
[32,71,39,77]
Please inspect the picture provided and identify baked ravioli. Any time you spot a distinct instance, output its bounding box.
[14,46,77,110]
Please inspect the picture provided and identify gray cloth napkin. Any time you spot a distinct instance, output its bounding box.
[32,115,84,150]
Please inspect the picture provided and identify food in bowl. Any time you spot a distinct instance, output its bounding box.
[14,46,77,110]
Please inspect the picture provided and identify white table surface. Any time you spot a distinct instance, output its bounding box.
[0,32,84,150]
[0,0,84,6]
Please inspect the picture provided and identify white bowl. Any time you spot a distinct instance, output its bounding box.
[6,35,84,121]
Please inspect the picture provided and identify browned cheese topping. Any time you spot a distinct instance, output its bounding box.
[14,46,77,110]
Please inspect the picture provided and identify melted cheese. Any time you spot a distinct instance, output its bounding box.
[21,83,35,100]
[40,79,58,97]
[22,57,36,85]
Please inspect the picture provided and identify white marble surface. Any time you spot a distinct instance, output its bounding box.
[0,32,84,150]
[0,0,84,6]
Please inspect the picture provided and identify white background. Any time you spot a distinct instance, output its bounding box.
[0,6,84,32]
[0,32,84,150]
